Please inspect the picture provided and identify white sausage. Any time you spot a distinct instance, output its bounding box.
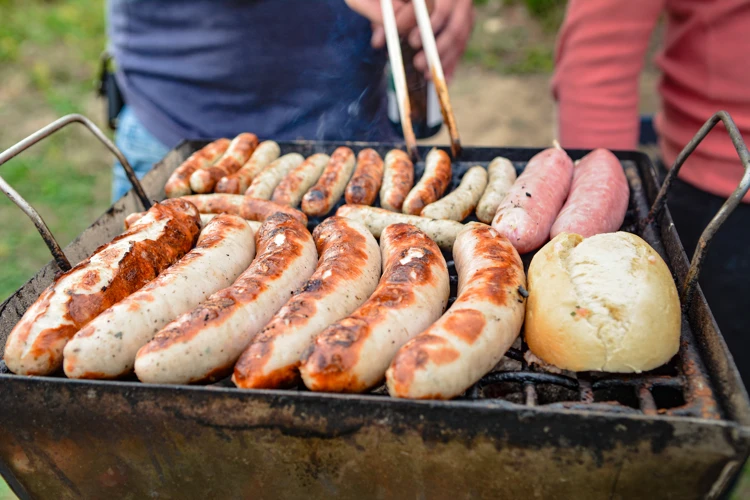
[475,157,516,224]
[421,166,488,221]
[336,204,466,251]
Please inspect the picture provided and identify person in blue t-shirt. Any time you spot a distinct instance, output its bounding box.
[108,0,474,201]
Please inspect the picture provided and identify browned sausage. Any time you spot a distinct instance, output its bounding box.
[164,139,230,198]
[3,199,201,375]
[379,149,415,212]
[134,213,318,384]
[189,133,258,193]
[301,147,356,217]
[179,194,307,225]
[402,148,452,215]
[232,216,381,389]
[345,148,384,206]
[299,223,450,393]
[215,141,281,194]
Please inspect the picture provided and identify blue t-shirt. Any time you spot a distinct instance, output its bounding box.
[108,0,399,147]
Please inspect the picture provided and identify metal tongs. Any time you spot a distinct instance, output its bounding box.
[381,0,462,160]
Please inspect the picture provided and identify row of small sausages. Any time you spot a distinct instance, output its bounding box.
[164,135,630,255]
[5,199,526,400]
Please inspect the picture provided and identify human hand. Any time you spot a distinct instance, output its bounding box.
[345,0,475,81]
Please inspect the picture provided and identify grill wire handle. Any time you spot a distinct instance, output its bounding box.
[644,110,750,310]
[0,114,152,272]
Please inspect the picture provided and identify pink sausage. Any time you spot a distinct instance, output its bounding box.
[491,147,574,254]
[550,149,629,238]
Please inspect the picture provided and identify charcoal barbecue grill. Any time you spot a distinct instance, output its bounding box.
[0,113,748,499]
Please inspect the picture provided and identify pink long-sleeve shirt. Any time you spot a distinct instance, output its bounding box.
[553,0,750,202]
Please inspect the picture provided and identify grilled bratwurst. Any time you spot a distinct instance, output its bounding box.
[63,215,256,380]
[134,213,317,385]
[4,199,201,375]
[299,223,449,393]
[387,223,526,399]
[233,216,381,389]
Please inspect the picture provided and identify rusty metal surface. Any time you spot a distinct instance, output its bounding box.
[0,376,744,500]
[0,140,748,499]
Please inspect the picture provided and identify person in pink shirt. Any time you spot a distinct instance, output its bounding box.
[553,0,750,387]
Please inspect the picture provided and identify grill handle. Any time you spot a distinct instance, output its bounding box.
[0,114,152,273]
[644,110,750,310]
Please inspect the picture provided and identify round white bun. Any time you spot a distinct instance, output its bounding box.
[524,231,681,373]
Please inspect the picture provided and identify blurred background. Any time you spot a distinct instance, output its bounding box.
[0,0,745,498]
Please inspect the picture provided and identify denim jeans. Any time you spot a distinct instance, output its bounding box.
[111,106,170,202]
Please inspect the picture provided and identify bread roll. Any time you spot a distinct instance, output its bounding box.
[524,232,681,373]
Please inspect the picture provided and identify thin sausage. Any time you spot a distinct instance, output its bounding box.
[179,194,307,225]
[271,153,329,207]
[402,148,452,215]
[550,148,630,238]
[216,141,281,194]
[336,204,465,251]
[476,157,516,224]
[233,216,381,389]
[492,147,574,254]
[299,223,449,393]
[421,166,488,221]
[379,149,414,212]
[301,147,356,217]
[345,148,384,206]
[386,223,526,399]
[189,133,258,194]
[165,139,230,198]
[134,213,318,385]
[63,215,257,379]
[4,199,201,376]
[244,153,305,200]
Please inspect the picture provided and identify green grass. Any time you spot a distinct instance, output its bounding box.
[0,0,110,301]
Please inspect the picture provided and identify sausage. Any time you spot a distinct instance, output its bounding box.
[165,139,230,198]
[4,199,201,376]
[244,153,305,200]
[63,215,257,380]
[301,147,356,217]
[299,223,449,393]
[402,148,452,215]
[345,148,384,206]
[134,213,317,385]
[421,166,488,221]
[386,223,526,399]
[379,149,415,212]
[125,211,262,232]
[215,141,281,194]
[336,204,465,251]
[189,133,258,194]
[233,217,381,389]
[476,157,517,224]
[271,153,329,207]
[550,148,630,238]
[179,194,307,225]
[198,213,261,232]
[491,147,574,254]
